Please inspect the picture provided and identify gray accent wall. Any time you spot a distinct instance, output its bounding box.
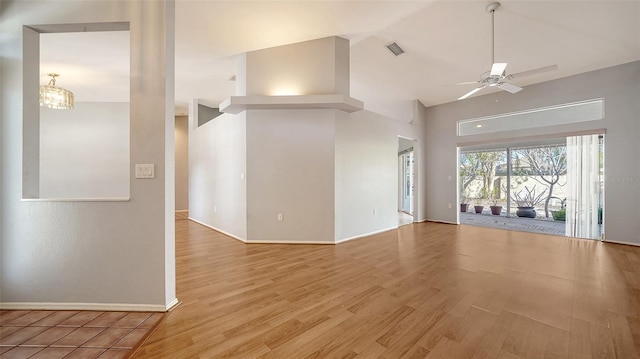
[422,61,640,245]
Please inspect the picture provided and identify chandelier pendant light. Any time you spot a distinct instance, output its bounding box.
[40,73,74,110]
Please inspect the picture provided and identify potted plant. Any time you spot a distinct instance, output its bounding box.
[511,185,547,218]
[551,198,566,221]
[489,190,502,216]
[460,191,470,213]
[474,204,484,214]
[552,207,566,221]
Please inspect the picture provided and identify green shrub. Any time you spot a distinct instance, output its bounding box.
[552,208,566,222]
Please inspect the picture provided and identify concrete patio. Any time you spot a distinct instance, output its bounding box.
[459,210,565,236]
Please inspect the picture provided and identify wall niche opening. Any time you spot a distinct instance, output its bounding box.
[23,22,131,201]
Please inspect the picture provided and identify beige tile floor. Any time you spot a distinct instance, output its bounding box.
[0,310,164,359]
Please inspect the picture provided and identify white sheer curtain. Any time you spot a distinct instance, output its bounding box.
[565,134,601,239]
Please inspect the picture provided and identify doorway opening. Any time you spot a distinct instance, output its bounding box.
[398,138,414,226]
[459,134,604,240]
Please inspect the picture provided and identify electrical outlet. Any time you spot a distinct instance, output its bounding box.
[214,206,217,213]
[373,209,377,215]
[448,203,452,209]
[277,213,284,222]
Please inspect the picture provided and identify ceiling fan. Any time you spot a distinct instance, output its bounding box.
[458,2,558,100]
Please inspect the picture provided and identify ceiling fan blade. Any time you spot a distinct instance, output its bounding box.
[509,64,558,80]
[497,82,523,94]
[458,86,486,100]
[456,81,480,85]
[490,63,508,76]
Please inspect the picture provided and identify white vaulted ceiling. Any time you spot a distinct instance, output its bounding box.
[39,1,640,120]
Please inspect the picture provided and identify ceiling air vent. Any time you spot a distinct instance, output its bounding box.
[386,42,405,56]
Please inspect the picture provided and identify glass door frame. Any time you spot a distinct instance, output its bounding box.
[399,149,414,215]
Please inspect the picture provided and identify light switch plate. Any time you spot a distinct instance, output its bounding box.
[135,164,155,179]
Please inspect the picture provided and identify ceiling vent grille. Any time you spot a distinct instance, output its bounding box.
[386,42,405,56]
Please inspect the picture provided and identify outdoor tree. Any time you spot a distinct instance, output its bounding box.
[459,153,480,196]
[460,151,505,201]
[477,151,504,199]
[513,146,567,218]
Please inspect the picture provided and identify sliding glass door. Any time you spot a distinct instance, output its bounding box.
[400,150,414,215]
[459,134,604,240]
[509,144,567,219]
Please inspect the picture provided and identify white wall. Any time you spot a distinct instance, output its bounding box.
[190,104,428,244]
[1,0,176,310]
[246,109,336,243]
[245,37,349,96]
[412,101,429,223]
[422,61,640,244]
[335,106,427,241]
[175,115,188,210]
[335,110,397,241]
[191,36,428,244]
[40,102,129,199]
[189,111,247,240]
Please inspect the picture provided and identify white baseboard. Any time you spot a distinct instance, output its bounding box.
[336,226,398,244]
[189,219,404,245]
[0,302,167,312]
[425,218,458,225]
[188,218,247,243]
[247,239,336,245]
[165,298,180,311]
[603,239,640,247]
[189,218,338,244]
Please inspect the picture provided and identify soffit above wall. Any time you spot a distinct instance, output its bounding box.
[219,95,363,114]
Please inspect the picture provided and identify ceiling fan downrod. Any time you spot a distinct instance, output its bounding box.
[457,1,557,100]
[486,2,500,66]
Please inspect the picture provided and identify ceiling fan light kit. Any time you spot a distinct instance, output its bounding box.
[457,2,558,100]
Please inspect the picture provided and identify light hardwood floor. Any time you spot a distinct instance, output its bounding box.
[132,220,640,358]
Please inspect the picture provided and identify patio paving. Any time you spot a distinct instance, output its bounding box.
[460,210,565,236]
